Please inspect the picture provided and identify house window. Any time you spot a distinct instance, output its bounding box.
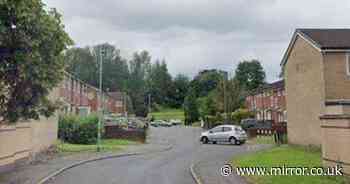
[347,53,350,76]
[266,111,272,120]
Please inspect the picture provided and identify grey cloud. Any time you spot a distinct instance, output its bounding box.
[43,0,350,81]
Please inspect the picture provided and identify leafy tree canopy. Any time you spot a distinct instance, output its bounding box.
[183,88,199,125]
[170,74,190,108]
[65,43,130,92]
[0,0,72,123]
[190,69,226,97]
[128,50,151,117]
[234,60,266,91]
[146,59,172,106]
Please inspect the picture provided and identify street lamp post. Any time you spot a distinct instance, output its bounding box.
[97,46,105,152]
[222,71,228,122]
[148,94,151,114]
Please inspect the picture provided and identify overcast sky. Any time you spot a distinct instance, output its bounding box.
[43,0,350,82]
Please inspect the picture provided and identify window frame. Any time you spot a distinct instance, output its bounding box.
[346,53,350,76]
[211,127,223,133]
[223,127,232,132]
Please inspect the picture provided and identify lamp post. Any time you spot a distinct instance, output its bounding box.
[97,46,106,152]
[222,71,228,122]
[148,93,151,114]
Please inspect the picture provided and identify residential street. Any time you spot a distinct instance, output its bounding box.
[48,126,265,184]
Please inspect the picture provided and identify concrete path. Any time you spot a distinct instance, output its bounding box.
[0,133,170,184]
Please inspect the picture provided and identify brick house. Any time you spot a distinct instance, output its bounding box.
[59,72,91,116]
[108,92,126,115]
[58,72,127,116]
[245,80,286,124]
[281,29,350,146]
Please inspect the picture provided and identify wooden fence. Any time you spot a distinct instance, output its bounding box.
[104,125,147,143]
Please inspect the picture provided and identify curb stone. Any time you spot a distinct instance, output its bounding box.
[190,163,203,184]
[37,144,173,184]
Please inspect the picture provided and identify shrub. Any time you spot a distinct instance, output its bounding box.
[231,108,254,124]
[58,114,100,144]
[58,115,79,143]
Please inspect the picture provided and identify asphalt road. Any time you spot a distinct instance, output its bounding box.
[49,126,259,184]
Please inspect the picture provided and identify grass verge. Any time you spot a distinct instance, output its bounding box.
[232,145,348,184]
[150,108,184,121]
[57,139,139,153]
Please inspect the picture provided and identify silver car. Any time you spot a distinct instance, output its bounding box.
[200,125,248,145]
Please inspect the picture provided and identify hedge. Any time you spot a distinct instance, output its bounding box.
[58,114,100,144]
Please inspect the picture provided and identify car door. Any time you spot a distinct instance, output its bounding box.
[222,126,233,142]
[207,126,223,141]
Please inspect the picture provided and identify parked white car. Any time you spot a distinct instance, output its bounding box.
[200,125,248,145]
[170,119,182,126]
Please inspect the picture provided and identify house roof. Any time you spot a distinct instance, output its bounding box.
[280,29,350,67]
[269,80,284,89]
[249,80,284,95]
[298,29,350,50]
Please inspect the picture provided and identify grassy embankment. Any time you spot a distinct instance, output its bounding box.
[232,145,348,184]
[150,108,185,121]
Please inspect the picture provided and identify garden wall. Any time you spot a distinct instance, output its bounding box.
[0,116,58,173]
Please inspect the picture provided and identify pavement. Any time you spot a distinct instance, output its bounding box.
[192,144,269,184]
[1,126,269,184]
[0,133,170,184]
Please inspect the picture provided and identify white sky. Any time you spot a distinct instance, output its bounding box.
[43,0,350,82]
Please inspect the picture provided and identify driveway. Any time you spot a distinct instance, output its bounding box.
[48,126,265,184]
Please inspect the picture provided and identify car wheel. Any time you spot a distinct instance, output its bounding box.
[201,136,209,144]
[212,141,217,144]
[230,137,239,145]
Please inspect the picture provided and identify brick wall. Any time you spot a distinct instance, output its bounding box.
[323,52,350,100]
[284,35,325,146]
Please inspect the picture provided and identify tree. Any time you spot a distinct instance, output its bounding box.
[0,1,72,123]
[190,69,225,97]
[170,74,190,108]
[234,60,266,91]
[184,89,199,125]
[197,91,217,120]
[128,51,151,117]
[216,78,245,114]
[146,59,172,106]
[64,47,96,85]
[65,44,130,92]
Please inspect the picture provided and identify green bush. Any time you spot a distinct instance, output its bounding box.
[231,108,254,124]
[58,114,99,144]
[58,115,79,143]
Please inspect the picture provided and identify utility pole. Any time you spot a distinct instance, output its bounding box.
[223,72,228,122]
[123,92,127,117]
[148,94,151,113]
[97,46,105,152]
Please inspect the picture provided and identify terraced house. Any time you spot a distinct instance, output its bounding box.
[58,72,128,116]
[245,80,286,125]
[282,29,350,173]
